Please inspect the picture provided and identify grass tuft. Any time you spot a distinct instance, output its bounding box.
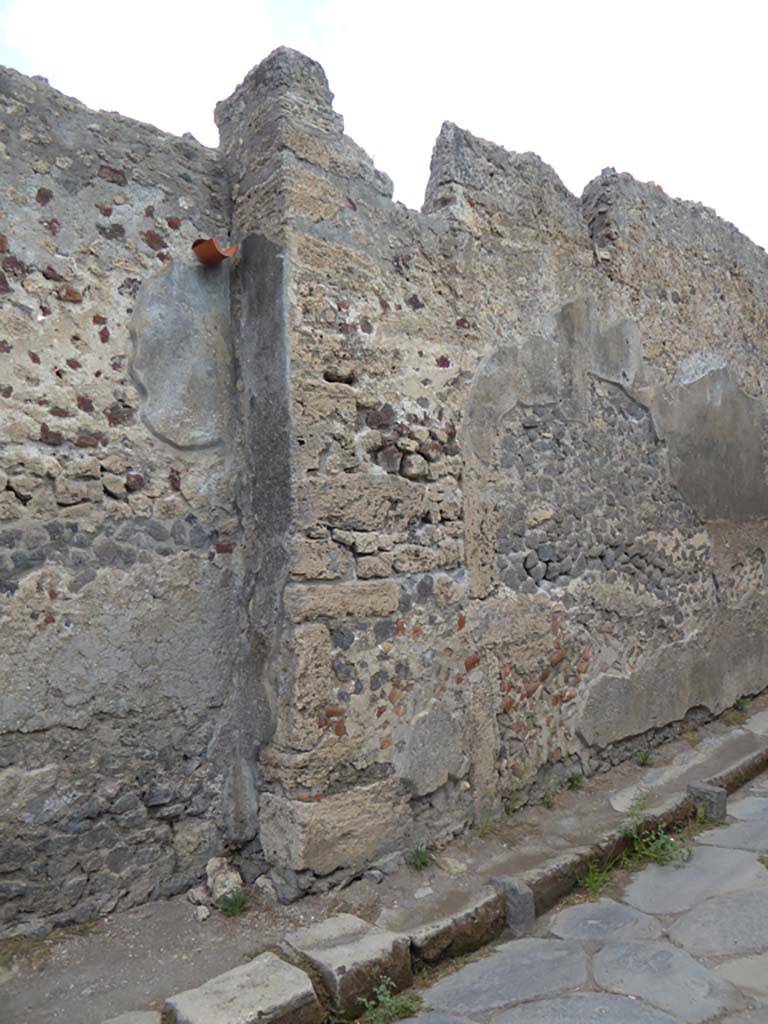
[219,888,249,916]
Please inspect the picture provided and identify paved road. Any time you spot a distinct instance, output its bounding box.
[407,772,768,1024]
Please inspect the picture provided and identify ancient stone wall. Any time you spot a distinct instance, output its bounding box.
[3,48,768,931]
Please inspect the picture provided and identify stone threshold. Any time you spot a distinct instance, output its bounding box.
[105,705,768,1024]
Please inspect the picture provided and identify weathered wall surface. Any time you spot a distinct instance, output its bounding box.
[3,48,768,929]
[0,68,256,936]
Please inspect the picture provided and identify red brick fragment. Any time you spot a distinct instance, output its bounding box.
[99,326,110,344]
[76,395,94,412]
[169,468,181,492]
[3,255,28,277]
[0,385,12,399]
[40,422,63,445]
[75,434,100,447]
[42,265,64,282]
[92,314,107,325]
[0,340,11,353]
[41,218,59,235]
[0,233,7,253]
[125,473,144,492]
[436,355,451,368]
[98,164,127,186]
[141,230,167,251]
[214,540,233,554]
[456,317,470,329]
[36,187,53,206]
[29,352,41,364]
[56,284,83,303]
[464,653,481,672]
[95,203,113,217]
[550,649,566,667]
[166,216,181,229]
[50,406,71,418]
[66,358,81,369]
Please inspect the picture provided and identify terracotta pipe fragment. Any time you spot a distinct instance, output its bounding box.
[191,237,238,266]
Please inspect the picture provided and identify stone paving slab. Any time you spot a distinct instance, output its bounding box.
[404,1015,472,1024]
[423,939,587,1016]
[669,886,768,957]
[745,710,768,736]
[697,821,768,852]
[729,796,768,820]
[164,952,322,1024]
[489,992,679,1024]
[546,897,662,943]
[715,951,768,1003]
[102,1015,162,1024]
[621,845,768,913]
[592,940,744,1022]
[283,913,411,1019]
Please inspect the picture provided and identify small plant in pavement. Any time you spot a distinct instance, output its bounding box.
[622,792,691,868]
[219,888,249,916]
[409,845,433,870]
[542,786,558,809]
[567,772,584,790]
[359,976,420,1023]
[635,749,653,766]
[579,860,612,898]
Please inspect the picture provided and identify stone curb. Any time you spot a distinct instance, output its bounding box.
[149,731,768,1024]
[519,740,768,918]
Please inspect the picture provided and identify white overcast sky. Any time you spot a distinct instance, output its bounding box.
[1,0,766,250]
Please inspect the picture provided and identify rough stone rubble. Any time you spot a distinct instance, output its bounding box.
[1,46,768,934]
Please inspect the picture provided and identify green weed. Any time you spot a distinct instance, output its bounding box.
[734,698,748,712]
[621,792,691,867]
[219,888,249,916]
[579,860,612,898]
[635,749,653,766]
[359,977,421,1024]
[542,786,558,809]
[567,772,584,790]
[409,845,433,870]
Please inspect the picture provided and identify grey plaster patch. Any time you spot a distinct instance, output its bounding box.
[715,952,768,1002]
[130,260,235,450]
[697,822,768,852]
[652,369,768,521]
[621,846,768,914]
[547,897,662,943]
[424,938,587,1015]
[669,887,768,957]
[728,797,768,821]
[592,940,744,1022]
[577,615,768,748]
[490,992,678,1024]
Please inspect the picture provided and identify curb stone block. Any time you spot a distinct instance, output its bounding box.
[408,887,506,963]
[283,912,412,1018]
[688,781,727,822]
[489,877,535,934]
[163,951,322,1024]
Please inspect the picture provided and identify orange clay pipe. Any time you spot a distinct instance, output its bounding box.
[191,237,238,266]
